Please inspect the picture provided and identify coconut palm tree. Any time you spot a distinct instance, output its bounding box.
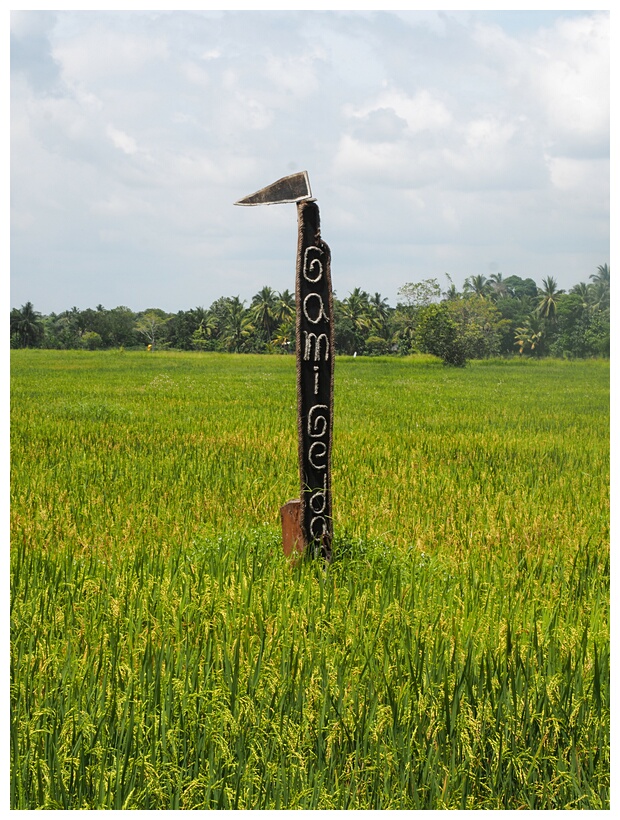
[250,286,277,343]
[589,264,610,313]
[488,273,508,301]
[341,288,376,336]
[570,282,594,311]
[369,292,391,339]
[391,313,417,354]
[464,275,490,298]
[591,263,610,289]
[537,276,564,320]
[271,323,294,353]
[191,308,218,350]
[514,313,545,356]
[222,297,255,352]
[443,273,460,301]
[275,289,295,319]
[10,302,44,347]
[369,292,389,319]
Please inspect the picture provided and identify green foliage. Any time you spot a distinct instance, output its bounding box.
[221,297,256,353]
[41,309,85,349]
[502,275,538,300]
[415,303,466,366]
[364,335,390,355]
[416,297,505,365]
[10,302,44,347]
[515,314,546,357]
[537,276,564,320]
[589,264,610,314]
[463,274,490,297]
[494,294,536,354]
[333,288,377,355]
[9,265,609,359]
[454,296,506,359]
[397,278,441,308]
[250,286,278,344]
[10,352,609,809]
[550,298,609,359]
[80,330,103,350]
[135,310,170,349]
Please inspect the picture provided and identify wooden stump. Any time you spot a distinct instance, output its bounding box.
[280,499,306,562]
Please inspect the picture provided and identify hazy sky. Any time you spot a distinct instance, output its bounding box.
[10,7,610,314]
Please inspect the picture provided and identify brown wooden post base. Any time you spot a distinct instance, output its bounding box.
[280,499,307,562]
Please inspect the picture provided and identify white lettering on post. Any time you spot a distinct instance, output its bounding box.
[308,405,328,438]
[309,516,327,538]
[303,293,329,325]
[308,441,327,470]
[303,246,324,283]
[309,474,327,514]
[303,332,329,362]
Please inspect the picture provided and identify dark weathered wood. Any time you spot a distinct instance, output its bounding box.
[295,200,334,562]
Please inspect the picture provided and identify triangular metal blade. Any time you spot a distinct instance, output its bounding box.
[234,171,312,206]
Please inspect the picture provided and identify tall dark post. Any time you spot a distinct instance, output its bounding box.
[296,200,334,561]
[235,172,334,561]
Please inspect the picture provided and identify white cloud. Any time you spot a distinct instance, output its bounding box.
[91,192,155,219]
[350,108,408,143]
[464,117,515,150]
[106,125,137,155]
[180,61,210,88]
[347,88,452,135]
[332,134,445,190]
[264,53,320,99]
[11,9,55,40]
[53,27,169,85]
[472,12,609,157]
[547,156,609,196]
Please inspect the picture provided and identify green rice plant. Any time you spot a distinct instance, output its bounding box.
[10,350,609,808]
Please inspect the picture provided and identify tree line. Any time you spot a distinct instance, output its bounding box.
[10,265,609,364]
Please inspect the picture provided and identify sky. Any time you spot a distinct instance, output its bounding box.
[9,6,611,314]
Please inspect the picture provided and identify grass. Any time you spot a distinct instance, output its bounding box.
[10,349,609,808]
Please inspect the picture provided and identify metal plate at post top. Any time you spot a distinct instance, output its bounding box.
[234,171,312,206]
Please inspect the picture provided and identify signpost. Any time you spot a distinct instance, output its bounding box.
[235,172,334,561]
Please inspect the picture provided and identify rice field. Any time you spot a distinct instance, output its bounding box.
[10,349,609,809]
